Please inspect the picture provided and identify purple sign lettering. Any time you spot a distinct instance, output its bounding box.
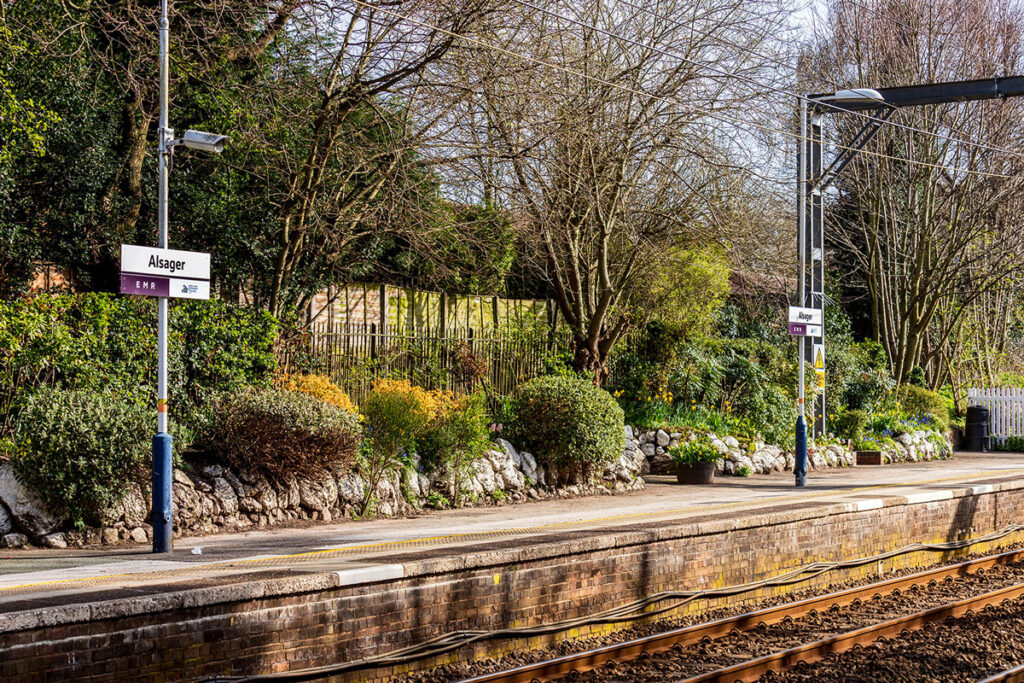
[788,323,807,336]
[121,274,170,297]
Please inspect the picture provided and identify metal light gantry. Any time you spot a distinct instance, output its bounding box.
[793,75,1024,487]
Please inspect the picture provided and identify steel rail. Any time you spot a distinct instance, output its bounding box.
[684,580,1024,683]
[979,663,1024,683]
[460,547,1024,683]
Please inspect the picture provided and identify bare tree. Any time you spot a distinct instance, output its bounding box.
[241,0,497,315]
[809,0,1024,385]
[461,0,791,378]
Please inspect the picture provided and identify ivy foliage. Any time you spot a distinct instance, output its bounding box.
[0,293,278,435]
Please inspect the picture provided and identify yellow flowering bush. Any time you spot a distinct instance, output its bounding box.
[418,392,491,503]
[278,373,358,415]
[358,379,455,515]
[369,378,454,422]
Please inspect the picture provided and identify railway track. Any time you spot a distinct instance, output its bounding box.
[459,547,1024,683]
[982,663,1024,683]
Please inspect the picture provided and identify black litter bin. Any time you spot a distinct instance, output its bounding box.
[965,405,990,452]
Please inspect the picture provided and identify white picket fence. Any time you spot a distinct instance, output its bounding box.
[967,387,1024,443]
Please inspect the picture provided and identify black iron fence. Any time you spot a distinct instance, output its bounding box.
[280,323,556,405]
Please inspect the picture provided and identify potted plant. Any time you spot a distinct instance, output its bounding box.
[669,437,723,484]
[853,435,882,466]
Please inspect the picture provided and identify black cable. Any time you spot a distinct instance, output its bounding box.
[200,523,1024,682]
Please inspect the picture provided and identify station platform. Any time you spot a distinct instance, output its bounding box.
[4,452,1024,681]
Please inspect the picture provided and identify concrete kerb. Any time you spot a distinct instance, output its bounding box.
[2,474,1023,636]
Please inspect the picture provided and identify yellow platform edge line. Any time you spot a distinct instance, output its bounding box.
[3,467,1023,594]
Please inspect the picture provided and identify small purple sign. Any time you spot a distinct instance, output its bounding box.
[788,323,807,336]
[121,273,170,297]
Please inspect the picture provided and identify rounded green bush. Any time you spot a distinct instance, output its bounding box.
[202,388,359,481]
[11,387,151,529]
[833,409,868,441]
[508,375,624,473]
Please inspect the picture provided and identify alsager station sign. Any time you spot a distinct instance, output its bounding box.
[120,244,211,300]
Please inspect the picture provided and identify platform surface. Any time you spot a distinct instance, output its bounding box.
[2,451,1023,614]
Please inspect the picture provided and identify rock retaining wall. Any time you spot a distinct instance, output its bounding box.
[638,428,953,475]
[0,428,646,549]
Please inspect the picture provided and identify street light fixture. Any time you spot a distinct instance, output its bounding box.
[151,0,229,553]
[828,88,885,104]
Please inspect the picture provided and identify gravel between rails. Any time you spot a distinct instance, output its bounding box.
[564,563,1024,682]
[408,544,1024,683]
[763,594,1024,682]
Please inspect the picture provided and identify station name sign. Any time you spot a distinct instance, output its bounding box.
[120,244,210,300]
[788,306,822,326]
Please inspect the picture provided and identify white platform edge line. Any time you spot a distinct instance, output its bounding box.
[335,564,405,587]
[901,490,955,505]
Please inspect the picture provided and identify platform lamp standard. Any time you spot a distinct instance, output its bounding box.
[794,88,886,487]
[152,0,229,553]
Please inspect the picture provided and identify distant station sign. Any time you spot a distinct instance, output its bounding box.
[120,244,210,300]
[788,306,822,326]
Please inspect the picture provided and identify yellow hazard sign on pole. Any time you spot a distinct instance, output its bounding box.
[813,344,825,370]
[814,369,825,389]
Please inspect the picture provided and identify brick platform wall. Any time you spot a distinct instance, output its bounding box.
[3,481,1024,682]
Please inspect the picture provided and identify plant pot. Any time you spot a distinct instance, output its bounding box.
[856,450,882,466]
[675,462,715,484]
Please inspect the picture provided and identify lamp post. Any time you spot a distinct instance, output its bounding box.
[794,88,885,488]
[152,0,229,552]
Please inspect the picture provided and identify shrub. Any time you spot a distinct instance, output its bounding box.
[10,388,151,529]
[999,435,1024,452]
[668,437,722,466]
[831,340,894,414]
[508,375,624,477]
[907,365,928,388]
[359,379,446,514]
[202,388,359,481]
[833,409,868,442]
[670,337,795,444]
[0,293,278,437]
[417,392,491,502]
[891,385,949,431]
[278,373,358,414]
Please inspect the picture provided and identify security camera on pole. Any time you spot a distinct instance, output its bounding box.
[117,0,228,553]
